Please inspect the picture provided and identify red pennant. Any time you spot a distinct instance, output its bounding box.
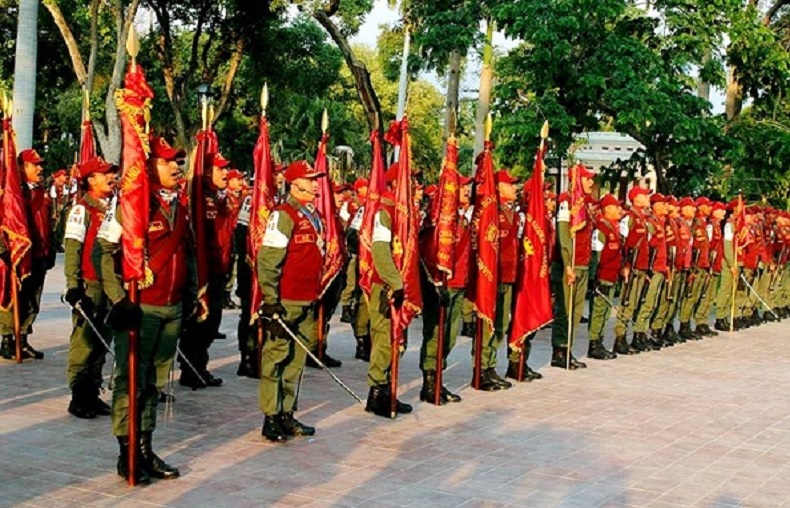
[314,133,346,296]
[358,130,387,297]
[248,117,276,320]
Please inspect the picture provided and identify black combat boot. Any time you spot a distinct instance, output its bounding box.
[714,318,734,332]
[696,323,718,337]
[307,345,342,369]
[614,336,638,355]
[279,412,316,437]
[630,332,649,352]
[340,305,354,324]
[354,335,371,362]
[68,384,97,419]
[473,369,503,391]
[487,368,512,389]
[419,371,446,404]
[223,292,238,310]
[92,386,112,416]
[646,329,663,350]
[236,351,259,379]
[262,415,288,443]
[201,370,223,387]
[365,385,411,418]
[751,310,762,327]
[116,436,151,485]
[140,431,180,479]
[20,335,44,360]
[664,324,680,343]
[178,369,207,390]
[441,385,461,402]
[587,339,616,360]
[0,335,13,360]
[653,328,672,348]
[551,346,580,369]
[506,360,528,381]
[678,322,695,341]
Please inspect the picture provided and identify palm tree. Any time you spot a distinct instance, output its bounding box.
[12,0,39,150]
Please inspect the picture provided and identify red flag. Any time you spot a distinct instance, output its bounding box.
[432,137,461,277]
[568,163,588,237]
[190,129,218,321]
[389,117,422,334]
[509,143,553,348]
[358,129,387,297]
[0,118,33,310]
[314,133,346,296]
[114,64,153,283]
[248,117,276,320]
[468,141,499,330]
[80,120,96,164]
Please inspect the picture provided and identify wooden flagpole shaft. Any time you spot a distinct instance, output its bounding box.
[517,343,525,382]
[317,304,325,361]
[730,227,739,333]
[434,275,447,405]
[390,316,399,419]
[11,271,21,363]
[256,317,264,379]
[566,239,577,370]
[473,321,483,389]
[127,281,139,486]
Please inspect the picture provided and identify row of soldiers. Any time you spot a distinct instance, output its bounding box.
[3,139,789,485]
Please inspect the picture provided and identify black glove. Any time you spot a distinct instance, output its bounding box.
[437,286,450,307]
[260,302,286,319]
[107,297,143,331]
[391,288,405,308]
[64,287,85,307]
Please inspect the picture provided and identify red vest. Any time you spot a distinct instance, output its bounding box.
[648,215,668,274]
[25,185,52,259]
[692,216,711,269]
[278,202,324,302]
[499,206,519,284]
[743,225,760,269]
[625,209,649,270]
[709,220,724,273]
[140,200,190,306]
[595,218,622,283]
[675,218,693,269]
[78,197,107,283]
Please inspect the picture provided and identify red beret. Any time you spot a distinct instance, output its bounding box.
[52,169,68,179]
[227,169,243,181]
[650,193,666,204]
[628,186,651,203]
[678,197,696,208]
[385,163,399,183]
[712,201,727,212]
[353,177,369,191]
[149,136,185,161]
[695,196,712,207]
[569,164,595,180]
[207,152,230,169]
[19,149,44,165]
[599,194,621,209]
[333,182,352,193]
[274,163,286,174]
[665,196,678,206]
[425,184,438,197]
[495,170,519,185]
[284,160,323,182]
[79,157,118,180]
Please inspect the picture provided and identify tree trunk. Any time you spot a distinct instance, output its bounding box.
[725,66,743,121]
[443,48,462,144]
[473,19,494,157]
[697,50,711,103]
[13,0,40,150]
[396,26,411,120]
[314,10,384,139]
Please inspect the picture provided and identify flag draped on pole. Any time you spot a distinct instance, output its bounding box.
[568,163,588,237]
[358,129,387,297]
[468,141,499,330]
[248,116,276,321]
[314,132,346,296]
[509,143,553,348]
[190,129,218,321]
[0,117,32,311]
[386,117,422,336]
[432,136,460,277]
[80,120,96,164]
[114,63,153,284]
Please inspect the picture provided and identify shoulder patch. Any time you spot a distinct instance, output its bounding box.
[373,211,392,243]
[237,196,252,226]
[262,211,289,249]
[64,204,87,242]
[97,197,122,244]
[557,201,570,222]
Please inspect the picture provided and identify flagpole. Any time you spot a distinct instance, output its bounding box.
[1,106,22,363]
[566,241,576,370]
[256,84,269,378]
[390,314,400,419]
[434,274,447,405]
[125,27,140,487]
[730,193,741,332]
[317,110,330,362]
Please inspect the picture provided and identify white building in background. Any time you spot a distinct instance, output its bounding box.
[549,131,656,194]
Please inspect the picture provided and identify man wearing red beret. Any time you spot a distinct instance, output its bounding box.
[0,149,54,360]
[652,196,681,343]
[63,157,119,419]
[50,168,71,252]
[635,193,671,350]
[678,197,715,339]
[613,185,652,354]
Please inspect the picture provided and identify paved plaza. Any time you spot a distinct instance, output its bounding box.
[2,257,790,508]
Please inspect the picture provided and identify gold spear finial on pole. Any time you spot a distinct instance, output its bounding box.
[261,83,269,117]
[208,103,215,131]
[540,120,549,150]
[484,112,493,143]
[201,97,208,131]
[83,89,90,122]
[322,108,329,134]
[126,26,140,71]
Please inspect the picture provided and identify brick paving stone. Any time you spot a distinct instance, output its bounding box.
[4,255,790,507]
